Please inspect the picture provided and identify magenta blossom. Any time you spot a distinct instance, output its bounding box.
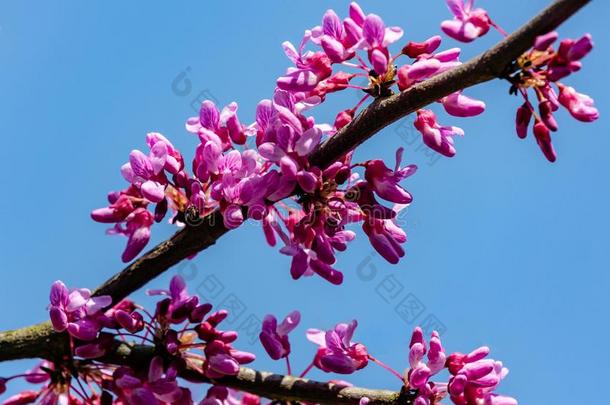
[398,46,461,90]
[307,320,369,374]
[259,311,301,360]
[48,280,111,341]
[441,91,486,117]
[359,13,404,75]
[361,202,408,265]
[405,327,446,393]
[114,207,154,263]
[509,32,598,161]
[414,109,464,157]
[558,84,599,122]
[364,148,417,204]
[148,275,210,325]
[441,0,492,43]
[112,357,184,404]
[446,347,517,405]
[200,386,261,405]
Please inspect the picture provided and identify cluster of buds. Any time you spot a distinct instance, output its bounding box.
[1,276,256,404]
[258,312,517,405]
[510,31,598,161]
[406,328,516,405]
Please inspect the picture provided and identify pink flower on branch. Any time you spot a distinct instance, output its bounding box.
[441,0,493,43]
[48,281,111,341]
[307,320,369,374]
[259,311,301,361]
[507,31,598,161]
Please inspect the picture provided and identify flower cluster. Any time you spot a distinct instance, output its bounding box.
[277,2,486,155]
[48,281,112,341]
[406,327,515,405]
[1,1,599,405]
[1,276,256,404]
[91,2,597,283]
[91,2,501,285]
[509,31,598,161]
[257,313,517,405]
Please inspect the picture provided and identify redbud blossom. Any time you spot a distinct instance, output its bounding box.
[509,32,597,160]
[259,311,301,360]
[307,320,369,374]
[441,0,491,43]
[48,280,111,341]
[414,109,464,158]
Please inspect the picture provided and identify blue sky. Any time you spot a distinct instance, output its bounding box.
[0,1,608,403]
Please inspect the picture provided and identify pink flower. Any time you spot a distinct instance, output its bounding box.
[397,47,461,90]
[406,327,446,390]
[121,148,168,204]
[146,132,184,175]
[362,214,407,265]
[441,91,486,117]
[116,207,154,263]
[112,358,184,404]
[414,109,464,157]
[148,275,205,324]
[307,320,369,374]
[446,347,516,405]
[203,340,255,378]
[1,391,39,405]
[515,103,532,139]
[360,14,403,74]
[364,148,417,204]
[316,10,352,63]
[277,32,332,93]
[441,0,491,43]
[48,281,111,341]
[187,100,252,148]
[74,332,115,359]
[533,120,556,163]
[281,244,345,285]
[22,361,52,386]
[558,85,599,122]
[402,36,442,58]
[509,33,596,161]
[259,311,301,360]
[200,386,261,405]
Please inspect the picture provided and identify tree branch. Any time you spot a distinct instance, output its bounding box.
[310,0,591,168]
[101,342,410,405]
[0,1,591,396]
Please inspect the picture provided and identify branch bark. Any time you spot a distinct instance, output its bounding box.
[0,0,592,402]
[102,342,410,405]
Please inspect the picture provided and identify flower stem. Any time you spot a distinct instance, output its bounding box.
[491,20,509,38]
[299,361,315,378]
[368,355,404,382]
[285,356,292,376]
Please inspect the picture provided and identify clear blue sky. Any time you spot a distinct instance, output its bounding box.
[1,1,608,403]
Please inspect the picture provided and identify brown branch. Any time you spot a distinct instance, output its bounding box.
[0,210,231,362]
[101,342,410,405]
[0,2,592,402]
